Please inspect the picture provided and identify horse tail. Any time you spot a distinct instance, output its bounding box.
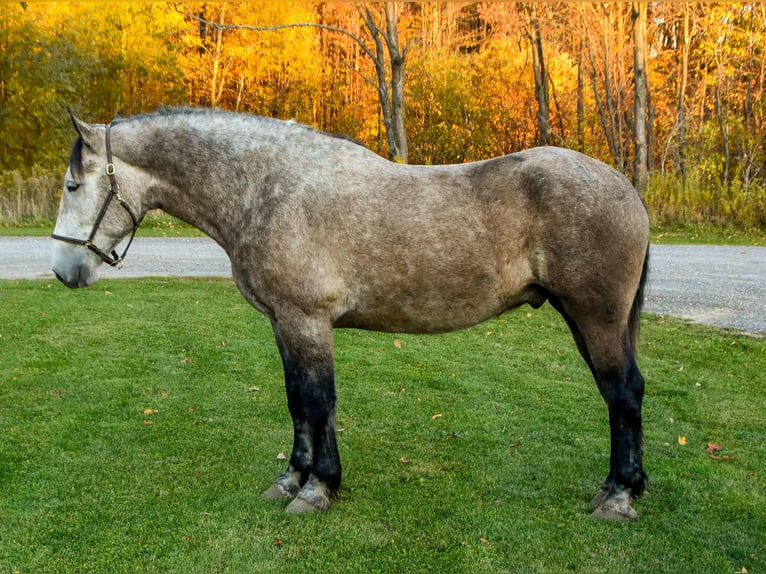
[629,244,650,356]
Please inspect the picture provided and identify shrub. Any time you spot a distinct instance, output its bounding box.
[0,167,61,225]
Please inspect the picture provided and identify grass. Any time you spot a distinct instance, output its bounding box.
[0,278,764,573]
[650,223,765,246]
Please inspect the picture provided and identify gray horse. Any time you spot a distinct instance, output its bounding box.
[51,108,650,520]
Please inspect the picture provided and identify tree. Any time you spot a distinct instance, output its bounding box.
[184,2,414,163]
[521,3,551,145]
[632,2,649,194]
[359,3,409,162]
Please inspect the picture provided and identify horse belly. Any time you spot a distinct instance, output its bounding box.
[335,265,529,335]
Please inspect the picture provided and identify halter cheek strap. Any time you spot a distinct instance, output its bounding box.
[52,123,143,268]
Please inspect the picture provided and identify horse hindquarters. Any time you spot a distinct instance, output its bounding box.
[261,314,341,513]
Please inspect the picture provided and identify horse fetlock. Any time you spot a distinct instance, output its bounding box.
[627,467,648,498]
[613,460,647,499]
[284,475,334,514]
[591,484,638,521]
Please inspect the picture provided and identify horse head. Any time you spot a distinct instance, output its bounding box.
[51,112,146,288]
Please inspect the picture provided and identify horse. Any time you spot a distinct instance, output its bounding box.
[51,108,650,520]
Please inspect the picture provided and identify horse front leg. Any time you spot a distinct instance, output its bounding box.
[261,317,341,513]
[591,357,648,521]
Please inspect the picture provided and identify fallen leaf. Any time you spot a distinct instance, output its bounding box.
[393,339,402,349]
[276,452,287,461]
[479,536,491,546]
[161,392,169,398]
[399,456,410,464]
[273,538,284,546]
[104,290,113,295]
[678,435,687,445]
[736,567,748,574]
[485,331,493,336]
[431,413,443,420]
[709,453,733,462]
[143,420,153,426]
[143,408,157,415]
[707,442,721,454]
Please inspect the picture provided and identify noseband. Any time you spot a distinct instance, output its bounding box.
[52,124,142,268]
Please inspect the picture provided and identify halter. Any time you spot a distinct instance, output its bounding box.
[52,124,142,268]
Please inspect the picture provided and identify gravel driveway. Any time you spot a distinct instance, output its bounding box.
[2,237,764,334]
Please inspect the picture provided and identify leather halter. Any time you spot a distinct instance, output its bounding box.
[52,124,142,268]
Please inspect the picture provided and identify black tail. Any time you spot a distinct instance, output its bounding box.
[629,244,650,355]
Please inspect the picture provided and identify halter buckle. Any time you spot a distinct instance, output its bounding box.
[105,163,116,176]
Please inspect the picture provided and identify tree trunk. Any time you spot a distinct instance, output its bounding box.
[523,3,551,146]
[577,38,585,152]
[360,3,408,163]
[210,3,226,108]
[678,4,689,186]
[384,2,408,163]
[632,2,648,195]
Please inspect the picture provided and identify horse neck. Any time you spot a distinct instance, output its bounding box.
[121,118,270,248]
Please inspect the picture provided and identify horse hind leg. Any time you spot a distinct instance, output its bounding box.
[553,297,647,521]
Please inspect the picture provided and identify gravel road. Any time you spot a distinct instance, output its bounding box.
[2,237,764,334]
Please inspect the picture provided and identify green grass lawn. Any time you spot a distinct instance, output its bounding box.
[0,278,763,573]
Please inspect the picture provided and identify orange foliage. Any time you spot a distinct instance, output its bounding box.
[1,1,765,198]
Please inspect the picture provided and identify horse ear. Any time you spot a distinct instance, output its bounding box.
[67,109,99,146]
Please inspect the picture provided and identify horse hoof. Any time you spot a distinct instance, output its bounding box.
[262,483,295,500]
[592,502,638,521]
[591,488,637,521]
[590,485,611,508]
[285,495,330,514]
[284,477,333,513]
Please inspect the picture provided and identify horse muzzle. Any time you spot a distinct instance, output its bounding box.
[51,243,100,288]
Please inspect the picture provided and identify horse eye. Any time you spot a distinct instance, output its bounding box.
[66,181,81,192]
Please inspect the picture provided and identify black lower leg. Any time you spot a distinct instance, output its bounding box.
[298,366,341,494]
[602,359,647,497]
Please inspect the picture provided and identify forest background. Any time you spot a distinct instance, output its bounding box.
[1,2,764,231]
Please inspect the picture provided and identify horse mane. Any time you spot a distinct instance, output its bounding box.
[110,107,366,149]
[67,107,367,180]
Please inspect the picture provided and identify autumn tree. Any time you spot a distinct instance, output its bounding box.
[2,2,765,228]
[521,3,551,146]
[184,2,415,162]
[632,2,649,194]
